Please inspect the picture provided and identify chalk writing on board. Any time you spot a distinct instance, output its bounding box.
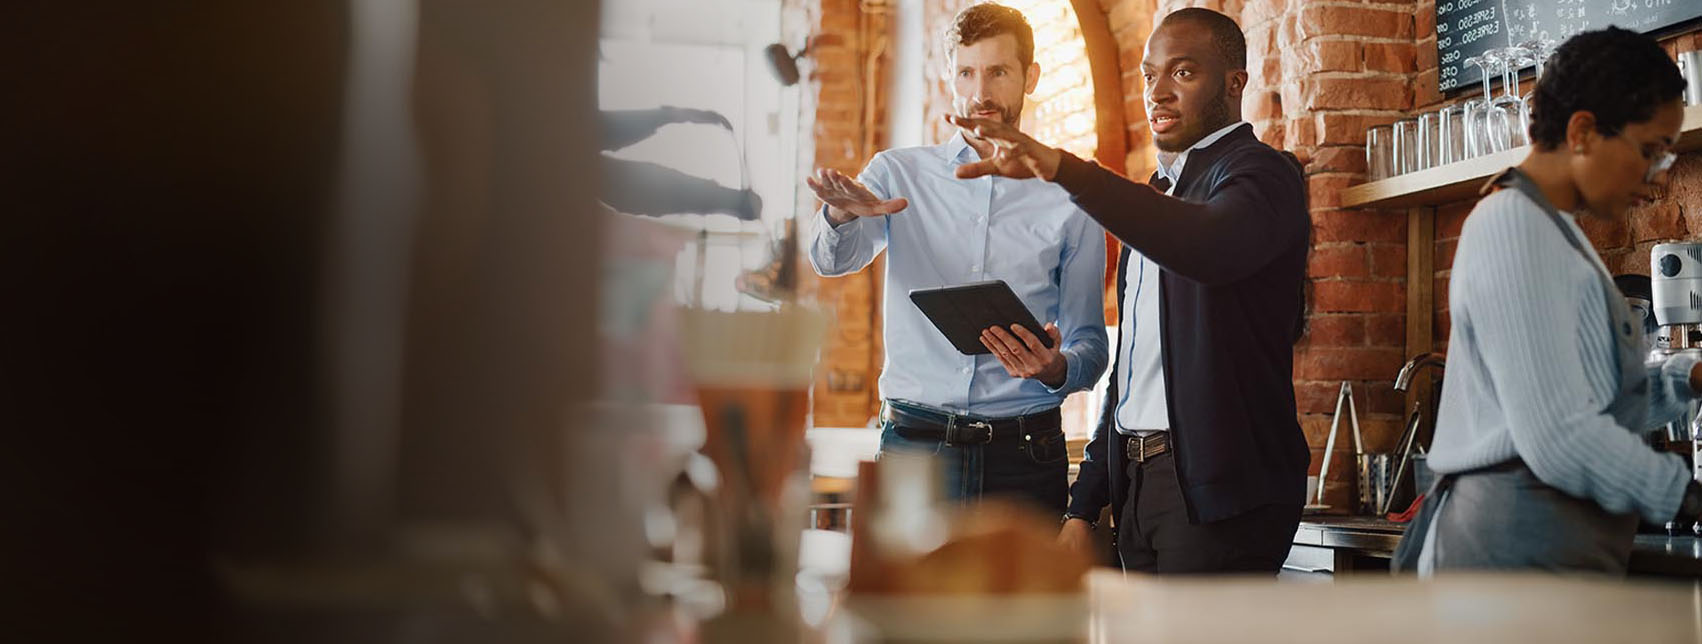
[1435,0,1700,93]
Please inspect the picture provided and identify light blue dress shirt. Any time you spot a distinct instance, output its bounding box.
[808,132,1109,418]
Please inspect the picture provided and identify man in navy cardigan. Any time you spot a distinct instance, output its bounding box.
[955,7,1310,574]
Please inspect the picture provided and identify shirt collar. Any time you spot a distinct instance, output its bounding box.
[943,130,976,166]
[1155,120,1247,185]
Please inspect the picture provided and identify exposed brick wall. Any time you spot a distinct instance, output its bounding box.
[1285,1,1419,508]
[795,0,895,428]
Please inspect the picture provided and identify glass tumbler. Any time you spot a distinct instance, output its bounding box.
[1366,124,1394,181]
[1416,111,1441,172]
[1437,104,1466,166]
[1392,118,1419,176]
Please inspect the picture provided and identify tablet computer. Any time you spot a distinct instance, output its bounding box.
[908,280,1053,356]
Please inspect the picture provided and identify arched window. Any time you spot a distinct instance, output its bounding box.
[1002,0,1099,161]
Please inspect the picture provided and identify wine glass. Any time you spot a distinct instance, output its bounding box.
[1494,46,1533,148]
[1520,37,1557,86]
[1462,55,1506,157]
[1519,38,1558,128]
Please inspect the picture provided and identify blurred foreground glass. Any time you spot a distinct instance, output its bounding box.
[1366,124,1394,181]
[681,308,829,627]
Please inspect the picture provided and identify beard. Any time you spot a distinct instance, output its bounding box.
[959,99,1020,128]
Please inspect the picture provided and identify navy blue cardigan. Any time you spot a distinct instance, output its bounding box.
[1059,124,1311,524]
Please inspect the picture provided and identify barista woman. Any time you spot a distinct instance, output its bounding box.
[1395,27,1702,574]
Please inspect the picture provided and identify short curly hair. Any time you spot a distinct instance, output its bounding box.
[1528,27,1684,150]
[944,3,1034,71]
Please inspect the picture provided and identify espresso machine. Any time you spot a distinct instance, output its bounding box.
[1648,243,1702,534]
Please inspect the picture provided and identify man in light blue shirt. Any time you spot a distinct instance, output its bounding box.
[804,3,1107,514]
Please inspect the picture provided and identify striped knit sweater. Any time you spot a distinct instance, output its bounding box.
[1428,188,1697,524]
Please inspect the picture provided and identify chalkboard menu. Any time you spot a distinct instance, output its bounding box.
[1437,0,1702,93]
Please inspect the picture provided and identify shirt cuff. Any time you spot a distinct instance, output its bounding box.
[817,205,848,243]
[1663,351,1702,398]
[1043,345,1086,395]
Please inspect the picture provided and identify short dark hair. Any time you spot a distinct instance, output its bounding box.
[945,3,1034,71]
[1158,8,1246,71]
[1529,26,1684,149]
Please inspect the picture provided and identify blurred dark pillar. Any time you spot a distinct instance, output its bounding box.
[0,0,602,641]
[0,3,348,641]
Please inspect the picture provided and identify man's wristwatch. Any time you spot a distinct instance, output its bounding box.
[1060,512,1097,529]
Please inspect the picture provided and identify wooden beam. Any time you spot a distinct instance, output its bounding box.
[1405,206,1437,441]
[1071,0,1127,175]
[1070,0,1132,326]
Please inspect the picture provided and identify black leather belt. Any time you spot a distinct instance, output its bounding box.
[1123,432,1170,463]
[882,401,1061,445]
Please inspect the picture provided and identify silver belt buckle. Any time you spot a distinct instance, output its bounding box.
[947,418,994,445]
[1127,434,1156,463]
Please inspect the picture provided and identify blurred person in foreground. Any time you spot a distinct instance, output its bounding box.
[805,2,1108,515]
[946,8,1311,574]
[1391,27,1702,575]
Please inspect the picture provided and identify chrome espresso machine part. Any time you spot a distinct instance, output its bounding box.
[1648,243,1702,535]
[1651,243,1702,356]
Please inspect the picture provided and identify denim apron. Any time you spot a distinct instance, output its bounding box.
[1391,167,1649,574]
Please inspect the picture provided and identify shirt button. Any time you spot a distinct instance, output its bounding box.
[971,265,981,272]
[961,367,971,374]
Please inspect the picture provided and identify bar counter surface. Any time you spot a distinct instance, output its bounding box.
[825,569,1702,642]
[1082,569,1701,642]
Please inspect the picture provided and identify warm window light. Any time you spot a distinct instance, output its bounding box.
[1004,0,1097,161]
[1000,0,1103,441]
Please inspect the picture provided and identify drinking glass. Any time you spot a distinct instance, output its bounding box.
[1366,124,1394,181]
[1437,104,1466,166]
[1494,46,1533,148]
[1416,111,1441,172]
[1464,54,1509,156]
[1392,118,1419,176]
[1520,38,1557,86]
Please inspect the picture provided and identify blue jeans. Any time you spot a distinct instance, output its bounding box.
[876,416,1069,515]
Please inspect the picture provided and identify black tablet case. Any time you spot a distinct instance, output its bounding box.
[908,280,1054,356]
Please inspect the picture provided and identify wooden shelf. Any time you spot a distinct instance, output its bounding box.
[1342,104,1702,210]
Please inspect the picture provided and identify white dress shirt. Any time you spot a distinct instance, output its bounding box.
[1114,121,1247,434]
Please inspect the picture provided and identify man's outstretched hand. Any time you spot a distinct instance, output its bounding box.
[946,114,1063,182]
[805,167,909,226]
